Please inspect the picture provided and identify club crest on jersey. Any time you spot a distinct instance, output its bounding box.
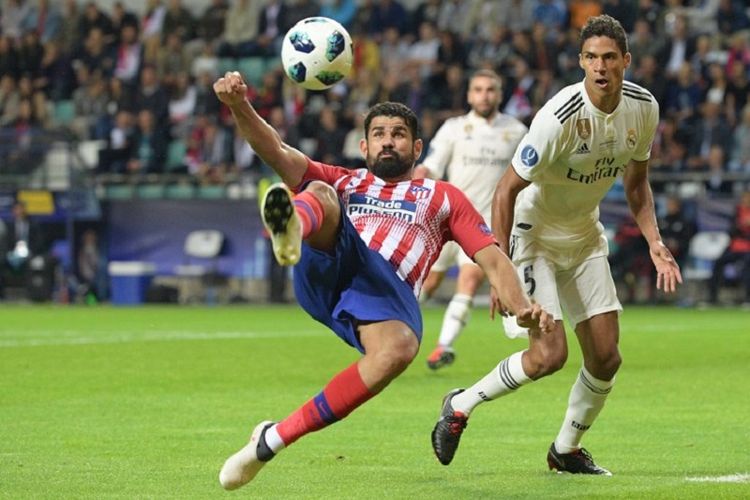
[520,145,539,167]
[576,118,591,140]
[464,123,473,137]
[409,184,431,199]
[626,128,637,149]
[347,193,416,222]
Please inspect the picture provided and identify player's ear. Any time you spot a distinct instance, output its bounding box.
[578,53,584,70]
[359,137,368,158]
[623,51,632,70]
[413,138,423,160]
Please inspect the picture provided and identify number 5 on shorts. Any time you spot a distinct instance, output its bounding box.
[523,265,536,296]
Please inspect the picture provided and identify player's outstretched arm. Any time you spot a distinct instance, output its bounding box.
[213,71,308,187]
[474,245,553,334]
[623,159,683,293]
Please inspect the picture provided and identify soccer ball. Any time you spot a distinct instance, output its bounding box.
[280,17,353,91]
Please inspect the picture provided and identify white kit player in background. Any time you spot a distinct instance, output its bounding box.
[415,69,528,370]
[431,15,682,475]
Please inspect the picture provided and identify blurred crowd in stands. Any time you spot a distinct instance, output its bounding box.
[1,0,750,304]
[0,0,749,193]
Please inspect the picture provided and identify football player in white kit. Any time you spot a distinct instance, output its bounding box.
[415,69,528,370]
[431,15,683,475]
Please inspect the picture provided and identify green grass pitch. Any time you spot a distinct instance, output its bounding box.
[1,305,748,499]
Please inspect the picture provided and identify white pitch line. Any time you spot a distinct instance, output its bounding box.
[0,330,327,348]
[685,473,750,483]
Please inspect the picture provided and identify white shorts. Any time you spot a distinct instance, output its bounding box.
[502,235,622,339]
[430,241,477,273]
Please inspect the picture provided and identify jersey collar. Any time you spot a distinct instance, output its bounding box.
[580,79,623,118]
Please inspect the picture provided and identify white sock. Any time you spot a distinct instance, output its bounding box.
[437,294,472,347]
[264,424,286,453]
[452,351,531,415]
[554,366,614,453]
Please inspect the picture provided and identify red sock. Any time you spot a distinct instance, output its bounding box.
[276,362,373,446]
[293,191,324,239]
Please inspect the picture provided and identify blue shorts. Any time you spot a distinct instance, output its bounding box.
[293,212,423,354]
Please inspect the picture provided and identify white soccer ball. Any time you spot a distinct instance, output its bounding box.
[280,17,353,91]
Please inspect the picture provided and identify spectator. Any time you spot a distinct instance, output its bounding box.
[17,30,44,78]
[141,0,167,63]
[709,190,750,304]
[157,32,190,89]
[217,0,263,58]
[34,42,75,101]
[730,104,750,172]
[704,145,733,195]
[369,0,409,37]
[24,0,63,44]
[662,14,695,79]
[313,105,347,165]
[658,196,696,272]
[162,0,195,44]
[98,109,134,173]
[257,0,292,56]
[77,2,115,45]
[75,27,116,78]
[134,64,169,123]
[113,24,143,87]
[77,229,104,302]
[725,58,750,127]
[196,0,229,45]
[110,2,140,46]
[320,0,356,30]
[126,109,168,175]
[0,36,20,80]
[168,71,197,137]
[687,97,732,170]
[5,201,45,267]
[71,69,109,140]
[1,0,33,42]
[0,75,21,127]
[716,0,750,37]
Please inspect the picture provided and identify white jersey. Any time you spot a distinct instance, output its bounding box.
[511,80,659,250]
[422,111,527,221]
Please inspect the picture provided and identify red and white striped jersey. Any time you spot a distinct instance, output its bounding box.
[298,159,497,296]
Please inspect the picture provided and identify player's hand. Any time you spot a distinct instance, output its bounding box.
[515,303,554,334]
[649,240,683,293]
[489,286,511,319]
[213,71,248,107]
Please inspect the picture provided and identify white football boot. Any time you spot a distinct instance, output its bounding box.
[219,421,276,490]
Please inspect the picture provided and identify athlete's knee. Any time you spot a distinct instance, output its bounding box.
[587,349,621,380]
[370,333,419,375]
[302,181,339,216]
[525,337,567,378]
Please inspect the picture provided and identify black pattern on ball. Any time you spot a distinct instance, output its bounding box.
[325,31,345,62]
[316,70,344,86]
[287,62,307,83]
[289,31,315,53]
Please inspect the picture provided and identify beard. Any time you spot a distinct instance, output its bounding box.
[368,149,413,179]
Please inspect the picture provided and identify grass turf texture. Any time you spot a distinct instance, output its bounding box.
[1,305,748,499]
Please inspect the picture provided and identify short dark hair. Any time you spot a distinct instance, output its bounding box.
[580,15,628,56]
[364,102,419,139]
